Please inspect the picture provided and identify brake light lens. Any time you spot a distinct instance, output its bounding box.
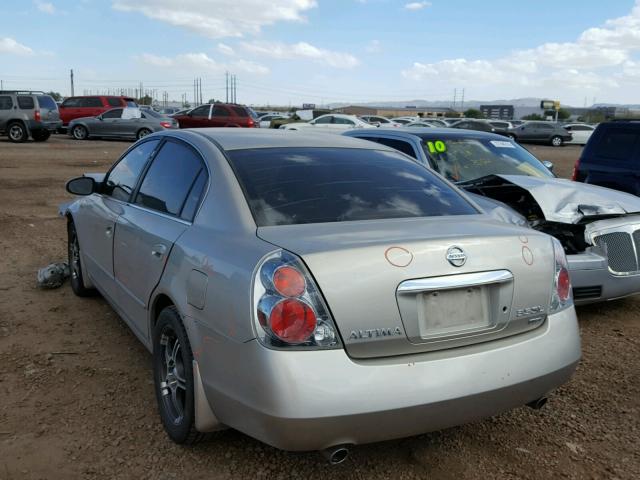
[571,158,580,181]
[254,250,340,348]
[160,121,172,129]
[34,110,41,122]
[550,237,573,312]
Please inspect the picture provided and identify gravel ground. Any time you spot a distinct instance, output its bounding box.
[0,136,638,480]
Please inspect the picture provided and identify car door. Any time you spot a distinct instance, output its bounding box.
[97,108,123,136]
[211,105,231,127]
[74,139,160,303]
[185,104,211,128]
[113,138,208,338]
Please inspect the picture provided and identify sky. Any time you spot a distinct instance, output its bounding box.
[1,0,640,107]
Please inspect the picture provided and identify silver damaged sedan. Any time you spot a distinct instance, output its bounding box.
[61,129,581,459]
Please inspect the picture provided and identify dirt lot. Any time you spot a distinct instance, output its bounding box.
[0,136,638,480]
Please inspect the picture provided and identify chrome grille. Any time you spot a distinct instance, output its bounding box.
[594,232,638,274]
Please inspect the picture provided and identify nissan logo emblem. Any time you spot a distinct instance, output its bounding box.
[446,246,467,267]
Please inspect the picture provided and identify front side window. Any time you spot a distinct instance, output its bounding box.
[227,147,477,226]
[421,137,554,183]
[102,108,123,119]
[0,96,12,110]
[82,97,103,108]
[17,96,35,109]
[135,141,206,217]
[62,97,82,108]
[103,139,160,201]
[374,137,418,158]
[313,116,333,124]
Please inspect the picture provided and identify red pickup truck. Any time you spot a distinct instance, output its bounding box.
[59,95,137,127]
[173,103,258,128]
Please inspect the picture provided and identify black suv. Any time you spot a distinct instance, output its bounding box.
[0,90,62,142]
[573,120,640,195]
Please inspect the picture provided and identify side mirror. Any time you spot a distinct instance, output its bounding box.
[66,176,96,196]
[542,160,554,172]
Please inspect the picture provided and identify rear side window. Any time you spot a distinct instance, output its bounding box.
[593,129,640,161]
[0,96,12,110]
[190,105,210,117]
[213,106,230,117]
[227,148,477,226]
[135,141,206,218]
[104,139,160,201]
[107,98,121,107]
[231,107,248,117]
[17,96,35,109]
[36,95,57,110]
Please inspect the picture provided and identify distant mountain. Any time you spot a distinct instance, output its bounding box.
[327,98,576,109]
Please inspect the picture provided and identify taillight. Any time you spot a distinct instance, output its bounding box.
[34,110,41,122]
[160,121,172,128]
[254,250,340,348]
[571,158,580,181]
[550,237,573,312]
[248,118,256,128]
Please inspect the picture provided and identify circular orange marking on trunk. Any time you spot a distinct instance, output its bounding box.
[385,246,414,268]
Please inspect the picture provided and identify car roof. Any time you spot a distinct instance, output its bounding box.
[348,126,509,141]
[186,128,397,151]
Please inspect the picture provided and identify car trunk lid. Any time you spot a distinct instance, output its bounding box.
[257,216,554,358]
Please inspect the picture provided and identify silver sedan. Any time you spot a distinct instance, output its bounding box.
[68,107,178,141]
[61,129,580,460]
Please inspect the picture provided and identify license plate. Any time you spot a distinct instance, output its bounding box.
[417,286,491,338]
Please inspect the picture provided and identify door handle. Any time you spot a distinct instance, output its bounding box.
[105,226,113,237]
[151,244,168,258]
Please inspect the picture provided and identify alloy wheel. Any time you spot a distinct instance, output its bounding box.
[9,125,24,141]
[159,327,187,425]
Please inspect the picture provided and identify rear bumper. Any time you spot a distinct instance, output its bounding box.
[28,119,62,132]
[568,252,640,304]
[196,307,580,451]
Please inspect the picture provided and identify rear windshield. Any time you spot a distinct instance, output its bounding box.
[227,147,477,226]
[37,95,58,110]
[593,128,640,161]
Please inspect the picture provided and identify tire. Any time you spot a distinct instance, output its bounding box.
[507,134,517,141]
[550,135,563,147]
[72,125,88,140]
[32,130,51,142]
[136,128,152,140]
[153,306,206,445]
[67,220,96,297]
[7,122,28,143]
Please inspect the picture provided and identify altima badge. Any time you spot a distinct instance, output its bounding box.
[446,246,467,267]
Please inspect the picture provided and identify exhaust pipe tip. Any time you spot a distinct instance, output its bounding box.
[321,445,350,465]
[526,396,548,410]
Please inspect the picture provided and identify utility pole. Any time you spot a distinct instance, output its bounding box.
[70,69,75,96]
[453,88,457,111]
[460,88,465,112]
[199,78,203,105]
[226,71,229,103]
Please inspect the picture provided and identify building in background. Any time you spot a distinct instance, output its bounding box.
[480,105,514,119]
[332,105,458,118]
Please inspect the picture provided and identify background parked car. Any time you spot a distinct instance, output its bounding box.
[406,121,435,128]
[281,113,373,130]
[564,123,596,145]
[573,119,640,195]
[173,103,258,128]
[59,95,137,128]
[449,119,497,133]
[0,90,61,142]
[360,115,400,127]
[259,114,286,128]
[421,118,449,127]
[68,107,177,141]
[509,121,572,146]
[344,127,640,304]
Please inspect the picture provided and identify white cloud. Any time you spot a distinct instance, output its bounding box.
[217,43,235,56]
[35,1,55,14]
[0,37,34,56]
[404,1,431,10]
[113,0,317,38]
[401,0,640,98]
[138,52,269,75]
[365,39,381,53]
[241,41,359,68]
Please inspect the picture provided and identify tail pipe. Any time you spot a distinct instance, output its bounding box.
[321,445,350,465]
[526,396,548,410]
